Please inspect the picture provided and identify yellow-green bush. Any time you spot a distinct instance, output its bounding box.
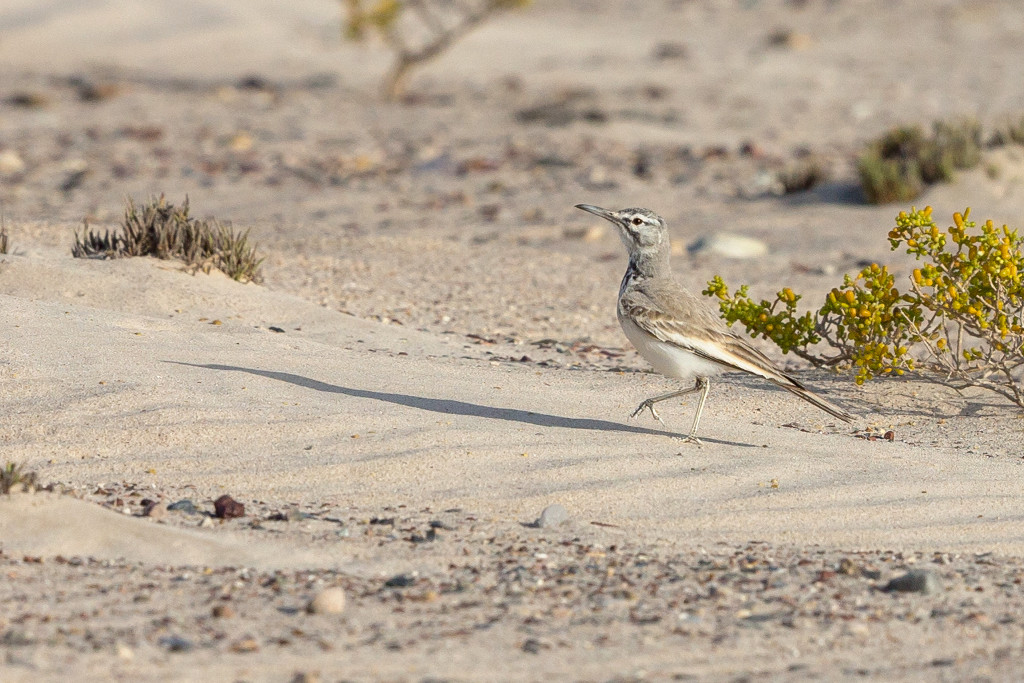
[705,207,1024,406]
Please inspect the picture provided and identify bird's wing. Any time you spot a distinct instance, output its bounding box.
[624,300,793,384]
[620,278,793,382]
[621,283,855,423]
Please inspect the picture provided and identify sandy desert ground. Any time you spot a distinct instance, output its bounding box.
[3,0,1024,680]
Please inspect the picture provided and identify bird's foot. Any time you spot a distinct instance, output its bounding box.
[631,400,666,427]
[681,433,703,446]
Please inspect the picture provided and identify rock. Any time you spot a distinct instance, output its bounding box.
[214,494,245,519]
[652,41,688,61]
[687,233,769,260]
[230,637,260,653]
[306,587,346,615]
[522,638,545,654]
[0,150,26,175]
[384,573,417,588]
[143,500,167,519]
[158,635,193,652]
[535,503,570,528]
[211,604,235,619]
[563,225,605,242]
[167,499,200,515]
[883,569,940,595]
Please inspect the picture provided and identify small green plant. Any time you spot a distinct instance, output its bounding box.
[73,196,264,283]
[705,207,1024,407]
[988,114,1024,146]
[858,119,981,204]
[343,0,531,100]
[2,461,38,494]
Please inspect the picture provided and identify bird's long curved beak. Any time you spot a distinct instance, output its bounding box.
[574,204,617,223]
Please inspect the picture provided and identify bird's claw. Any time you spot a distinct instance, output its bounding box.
[631,400,666,427]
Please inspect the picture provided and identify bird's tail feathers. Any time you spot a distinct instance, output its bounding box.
[771,378,855,423]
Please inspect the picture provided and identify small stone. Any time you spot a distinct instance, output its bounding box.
[5,92,49,108]
[651,41,688,61]
[158,635,193,652]
[0,150,26,175]
[230,637,260,653]
[228,132,253,152]
[837,558,859,576]
[212,604,235,618]
[563,224,605,242]
[214,494,245,519]
[522,638,544,654]
[687,233,768,260]
[198,516,215,528]
[535,503,570,528]
[168,499,200,515]
[883,569,940,595]
[384,573,417,588]
[291,673,321,683]
[114,642,134,660]
[306,587,346,615]
[143,501,167,519]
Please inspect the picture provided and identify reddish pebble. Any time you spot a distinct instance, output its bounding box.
[214,495,245,519]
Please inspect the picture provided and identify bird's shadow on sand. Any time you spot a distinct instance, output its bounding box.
[165,362,754,447]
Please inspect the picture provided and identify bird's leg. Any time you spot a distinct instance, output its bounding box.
[630,378,707,433]
[682,377,711,445]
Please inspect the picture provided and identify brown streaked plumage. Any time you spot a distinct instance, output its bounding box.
[575,203,854,444]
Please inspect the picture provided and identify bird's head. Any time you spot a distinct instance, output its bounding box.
[574,204,669,258]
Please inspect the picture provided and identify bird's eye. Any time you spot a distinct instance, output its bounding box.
[631,217,643,226]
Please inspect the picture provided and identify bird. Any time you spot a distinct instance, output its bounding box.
[574,203,854,444]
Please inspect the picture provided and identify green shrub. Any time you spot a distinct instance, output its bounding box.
[705,207,1024,407]
[73,196,264,283]
[858,119,981,204]
[2,461,38,494]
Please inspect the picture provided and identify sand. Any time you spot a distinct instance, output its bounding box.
[3,0,1024,680]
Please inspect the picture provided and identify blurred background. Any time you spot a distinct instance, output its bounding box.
[2,0,1024,358]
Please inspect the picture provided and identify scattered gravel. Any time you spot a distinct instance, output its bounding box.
[3,505,1023,679]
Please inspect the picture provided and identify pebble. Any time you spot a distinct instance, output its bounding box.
[168,499,200,515]
[211,604,235,619]
[522,638,544,654]
[158,635,193,652]
[143,501,167,519]
[306,587,346,615]
[384,573,417,588]
[883,569,940,595]
[0,150,26,175]
[687,233,768,260]
[562,224,605,242]
[230,637,260,653]
[535,503,570,528]
[214,494,245,519]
